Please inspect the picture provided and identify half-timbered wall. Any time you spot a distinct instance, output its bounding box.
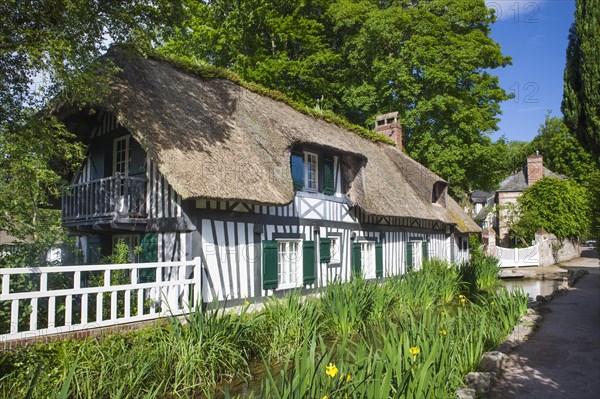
[192,207,459,303]
[68,112,472,306]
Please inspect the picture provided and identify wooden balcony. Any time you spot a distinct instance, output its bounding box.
[62,175,148,226]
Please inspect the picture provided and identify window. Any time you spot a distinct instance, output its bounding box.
[290,149,336,194]
[330,236,341,264]
[112,234,140,262]
[361,242,375,279]
[461,237,468,251]
[305,152,318,191]
[263,239,315,290]
[113,135,130,176]
[277,240,302,289]
[352,240,383,278]
[405,241,428,272]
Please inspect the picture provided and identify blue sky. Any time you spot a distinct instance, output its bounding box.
[486,0,575,142]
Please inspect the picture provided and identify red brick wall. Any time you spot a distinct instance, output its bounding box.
[527,154,544,186]
[0,319,167,351]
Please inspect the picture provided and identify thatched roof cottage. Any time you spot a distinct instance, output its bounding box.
[59,50,479,304]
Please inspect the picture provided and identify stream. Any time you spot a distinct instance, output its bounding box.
[501,278,562,300]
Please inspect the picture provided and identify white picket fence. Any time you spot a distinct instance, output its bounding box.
[495,245,539,268]
[0,258,201,342]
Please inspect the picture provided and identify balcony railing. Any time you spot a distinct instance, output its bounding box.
[62,175,147,224]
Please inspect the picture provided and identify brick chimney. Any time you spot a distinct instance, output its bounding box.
[526,153,544,186]
[375,112,402,150]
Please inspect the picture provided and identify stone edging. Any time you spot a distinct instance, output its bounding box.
[455,269,588,399]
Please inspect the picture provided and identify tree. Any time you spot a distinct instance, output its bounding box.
[0,1,182,255]
[529,113,595,181]
[160,0,341,110]
[562,0,600,158]
[0,1,183,121]
[0,114,83,252]
[514,177,590,241]
[494,138,531,176]
[582,169,600,242]
[161,0,512,194]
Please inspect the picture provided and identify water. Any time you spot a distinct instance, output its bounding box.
[501,278,562,300]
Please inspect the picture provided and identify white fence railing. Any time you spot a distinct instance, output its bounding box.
[495,245,539,268]
[0,258,201,342]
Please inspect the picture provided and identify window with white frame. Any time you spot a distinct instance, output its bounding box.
[361,242,375,279]
[330,236,341,264]
[113,135,131,176]
[277,240,302,289]
[112,234,140,262]
[304,152,318,191]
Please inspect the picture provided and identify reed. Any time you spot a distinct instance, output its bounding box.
[0,256,528,398]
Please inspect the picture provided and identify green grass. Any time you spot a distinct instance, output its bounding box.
[0,256,528,398]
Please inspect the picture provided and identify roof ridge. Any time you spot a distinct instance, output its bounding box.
[148,50,396,147]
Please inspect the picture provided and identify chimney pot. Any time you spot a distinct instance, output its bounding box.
[375,112,402,150]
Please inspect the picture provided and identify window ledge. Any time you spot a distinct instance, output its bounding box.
[277,283,303,291]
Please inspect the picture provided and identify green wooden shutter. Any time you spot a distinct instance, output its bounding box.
[375,242,383,278]
[352,242,362,276]
[291,152,304,191]
[323,156,335,195]
[263,240,279,290]
[139,233,158,263]
[422,241,429,262]
[320,238,331,263]
[405,242,413,272]
[303,241,316,285]
[139,233,158,283]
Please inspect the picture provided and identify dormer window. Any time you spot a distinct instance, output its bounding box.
[432,181,447,206]
[291,148,337,194]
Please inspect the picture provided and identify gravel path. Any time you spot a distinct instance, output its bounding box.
[487,250,600,399]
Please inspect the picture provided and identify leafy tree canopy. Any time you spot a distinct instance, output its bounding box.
[584,170,600,242]
[494,138,531,176]
[562,0,600,158]
[161,0,512,194]
[528,113,596,181]
[515,177,590,241]
[0,1,182,252]
[0,0,182,119]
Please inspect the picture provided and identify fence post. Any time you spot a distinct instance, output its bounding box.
[193,257,201,310]
[166,264,179,312]
[152,265,162,314]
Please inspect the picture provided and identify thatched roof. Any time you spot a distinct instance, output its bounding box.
[86,51,480,233]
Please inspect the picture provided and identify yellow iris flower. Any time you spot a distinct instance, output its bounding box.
[325,363,339,378]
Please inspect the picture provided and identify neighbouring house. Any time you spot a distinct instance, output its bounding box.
[57,50,479,306]
[470,154,566,247]
[468,190,495,228]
